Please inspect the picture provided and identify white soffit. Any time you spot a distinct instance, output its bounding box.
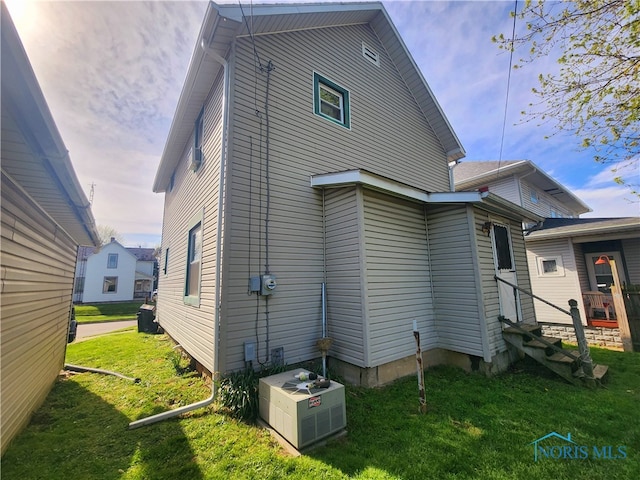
[310,169,487,203]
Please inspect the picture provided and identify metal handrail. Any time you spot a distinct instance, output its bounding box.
[494,275,571,317]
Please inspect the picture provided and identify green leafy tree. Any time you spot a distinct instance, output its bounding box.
[494,0,639,194]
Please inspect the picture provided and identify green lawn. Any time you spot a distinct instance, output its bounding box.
[2,332,639,479]
[74,301,148,324]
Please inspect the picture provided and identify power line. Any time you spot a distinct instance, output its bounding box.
[498,0,519,176]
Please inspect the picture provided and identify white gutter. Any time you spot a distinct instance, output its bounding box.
[129,36,230,429]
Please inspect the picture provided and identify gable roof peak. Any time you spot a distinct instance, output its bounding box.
[153,0,465,192]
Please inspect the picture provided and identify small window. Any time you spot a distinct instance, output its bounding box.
[192,108,204,171]
[493,224,513,270]
[107,253,118,269]
[184,216,202,305]
[362,42,380,66]
[103,276,118,293]
[530,189,539,204]
[163,248,169,274]
[195,109,204,152]
[536,256,565,277]
[313,72,350,128]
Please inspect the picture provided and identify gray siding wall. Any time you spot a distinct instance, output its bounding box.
[157,73,224,374]
[512,219,536,324]
[622,237,640,284]
[520,179,576,218]
[427,204,486,358]
[219,23,451,371]
[1,172,77,454]
[362,190,435,366]
[324,187,366,366]
[485,176,520,205]
[526,239,583,325]
[573,243,591,291]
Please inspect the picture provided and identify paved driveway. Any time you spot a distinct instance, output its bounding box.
[76,320,137,341]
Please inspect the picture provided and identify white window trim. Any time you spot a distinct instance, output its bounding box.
[536,255,565,277]
[107,253,118,269]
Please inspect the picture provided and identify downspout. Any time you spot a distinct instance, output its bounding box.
[129,38,230,429]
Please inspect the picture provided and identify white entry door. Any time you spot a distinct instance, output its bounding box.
[492,223,520,323]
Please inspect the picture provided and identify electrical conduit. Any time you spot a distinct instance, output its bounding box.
[128,34,230,429]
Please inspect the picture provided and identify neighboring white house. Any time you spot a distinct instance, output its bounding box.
[1,4,99,454]
[453,160,591,220]
[74,238,156,303]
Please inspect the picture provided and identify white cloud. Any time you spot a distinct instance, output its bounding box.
[7,0,637,246]
[573,162,640,218]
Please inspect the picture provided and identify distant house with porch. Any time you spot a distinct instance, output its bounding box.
[454,160,640,350]
[73,239,157,303]
[1,4,99,454]
[152,1,546,387]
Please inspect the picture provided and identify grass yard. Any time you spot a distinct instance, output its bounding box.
[74,301,147,324]
[2,332,639,479]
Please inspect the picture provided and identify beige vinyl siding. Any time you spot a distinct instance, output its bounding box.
[218,23,451,371]
[573,243,591,291]
[233,23,451,193]
[362,190,435,366]
[1,171,77,454]
[324,187,366,366]
[622,237,640,284]
[427,205,486,357]
[527,238,585,325]
[156,72,224,374]
[511,220,536,323]
[473,209,507,355]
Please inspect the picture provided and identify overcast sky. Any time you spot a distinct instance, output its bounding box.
[6,0,639,247]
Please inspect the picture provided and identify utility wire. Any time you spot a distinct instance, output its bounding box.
[498,0,519,176]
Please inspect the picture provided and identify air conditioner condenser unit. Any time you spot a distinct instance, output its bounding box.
[259,369,346,449]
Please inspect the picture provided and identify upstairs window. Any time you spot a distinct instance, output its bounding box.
[530,189,539,204]
[314,72,350,129]
[107,253,118,269]
[191,108,204,171]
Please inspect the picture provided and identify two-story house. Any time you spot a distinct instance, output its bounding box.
[1,4,99,453]
[74,239,156,303]
[152,1,547,387]
[454,160,640,351]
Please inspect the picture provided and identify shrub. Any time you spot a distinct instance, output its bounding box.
[217,364,289,422]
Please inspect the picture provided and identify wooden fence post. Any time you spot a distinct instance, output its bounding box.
[569,299,594,382]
